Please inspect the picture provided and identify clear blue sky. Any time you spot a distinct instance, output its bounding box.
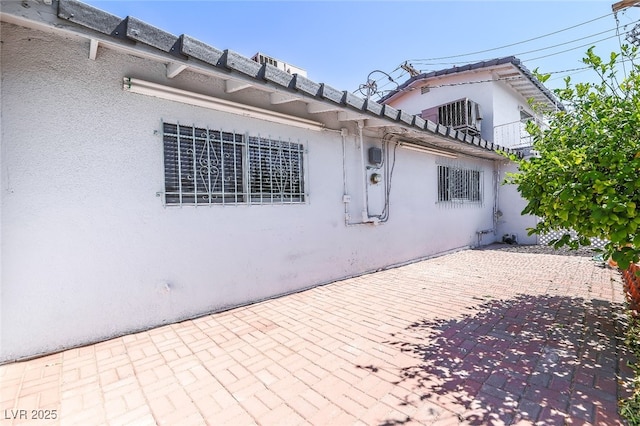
[84,1,639,98]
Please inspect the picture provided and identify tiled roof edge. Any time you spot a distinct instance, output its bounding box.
[50,0,516,159]
[378,56,564,111]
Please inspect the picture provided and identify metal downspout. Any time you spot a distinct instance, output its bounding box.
[342,123,378,226]
[341,128,353,226]
[357,121,377,224]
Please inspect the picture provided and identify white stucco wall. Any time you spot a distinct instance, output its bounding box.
[0,24,499,362]
[491,81,539,149]
[385,69,544,246]
[385,71,496,141]
[491,81,532,128]
[496,162,538,245]
[491,85,540,244]
[387,71,538,148]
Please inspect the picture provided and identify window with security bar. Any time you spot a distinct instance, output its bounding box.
[437,165,482,203]
[162,123,305,205]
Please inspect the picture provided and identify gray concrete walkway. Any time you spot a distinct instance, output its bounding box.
[0,246,635,425]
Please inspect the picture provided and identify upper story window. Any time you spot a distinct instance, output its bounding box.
[162,123,305,206]
[437,164,482,204]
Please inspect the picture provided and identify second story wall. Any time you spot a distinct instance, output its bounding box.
[492,80,538,150]
[384,68,542,149]
[384,70,495,142]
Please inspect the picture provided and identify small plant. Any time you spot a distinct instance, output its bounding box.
[620,312,640,425]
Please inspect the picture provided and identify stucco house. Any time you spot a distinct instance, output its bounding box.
[379,58,563,246]
[0,0,558,363]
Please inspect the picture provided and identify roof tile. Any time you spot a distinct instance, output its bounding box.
[399,111,414,126]
[58,0,124,37]
[378,56,562,111]
[50,0,515,160]
[181,35,224,67]
[125,16,184,56]
[344,92,365,111]
[365,100,383,116]
[223,50,263,78]
[264,64,295,88]
[413,116,427,129]
[425,120,438,133]
[320,84,345,104]
[294,75,322,97]
[382,105,399,121]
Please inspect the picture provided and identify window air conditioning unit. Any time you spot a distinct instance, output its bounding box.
[421,98,482,136]
[252,53,279,68]
[251,52,308,77]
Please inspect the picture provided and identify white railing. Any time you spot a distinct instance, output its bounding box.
[493,121,533,150]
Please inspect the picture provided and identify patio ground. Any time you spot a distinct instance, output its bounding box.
[0,245,635,425]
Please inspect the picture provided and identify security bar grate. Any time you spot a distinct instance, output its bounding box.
[163,123,305,205]
[437,164,482,205]
[248,136,305,203]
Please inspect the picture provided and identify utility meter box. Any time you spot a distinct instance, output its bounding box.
[368,147,382,166]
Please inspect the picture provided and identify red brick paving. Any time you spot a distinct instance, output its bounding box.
[0,246,635,425]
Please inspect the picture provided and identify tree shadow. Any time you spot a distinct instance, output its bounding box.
[363,294,631,425]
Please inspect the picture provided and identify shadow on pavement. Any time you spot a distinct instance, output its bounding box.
[361,294,630,425]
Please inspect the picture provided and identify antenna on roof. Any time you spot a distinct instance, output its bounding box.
[400,61,420,78]
[612,0,640,12]
[355,70,399,100]
[627,23,640,46]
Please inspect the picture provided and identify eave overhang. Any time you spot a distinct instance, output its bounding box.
[380,57,564,113]
[0,0,520,160]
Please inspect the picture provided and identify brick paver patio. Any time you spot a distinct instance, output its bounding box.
[0,246,635,425]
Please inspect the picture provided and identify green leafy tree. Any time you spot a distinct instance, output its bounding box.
[508,45,640,269]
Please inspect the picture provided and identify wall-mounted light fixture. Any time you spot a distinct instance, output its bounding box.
[399,142,458,159]
[123,77,326,131]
